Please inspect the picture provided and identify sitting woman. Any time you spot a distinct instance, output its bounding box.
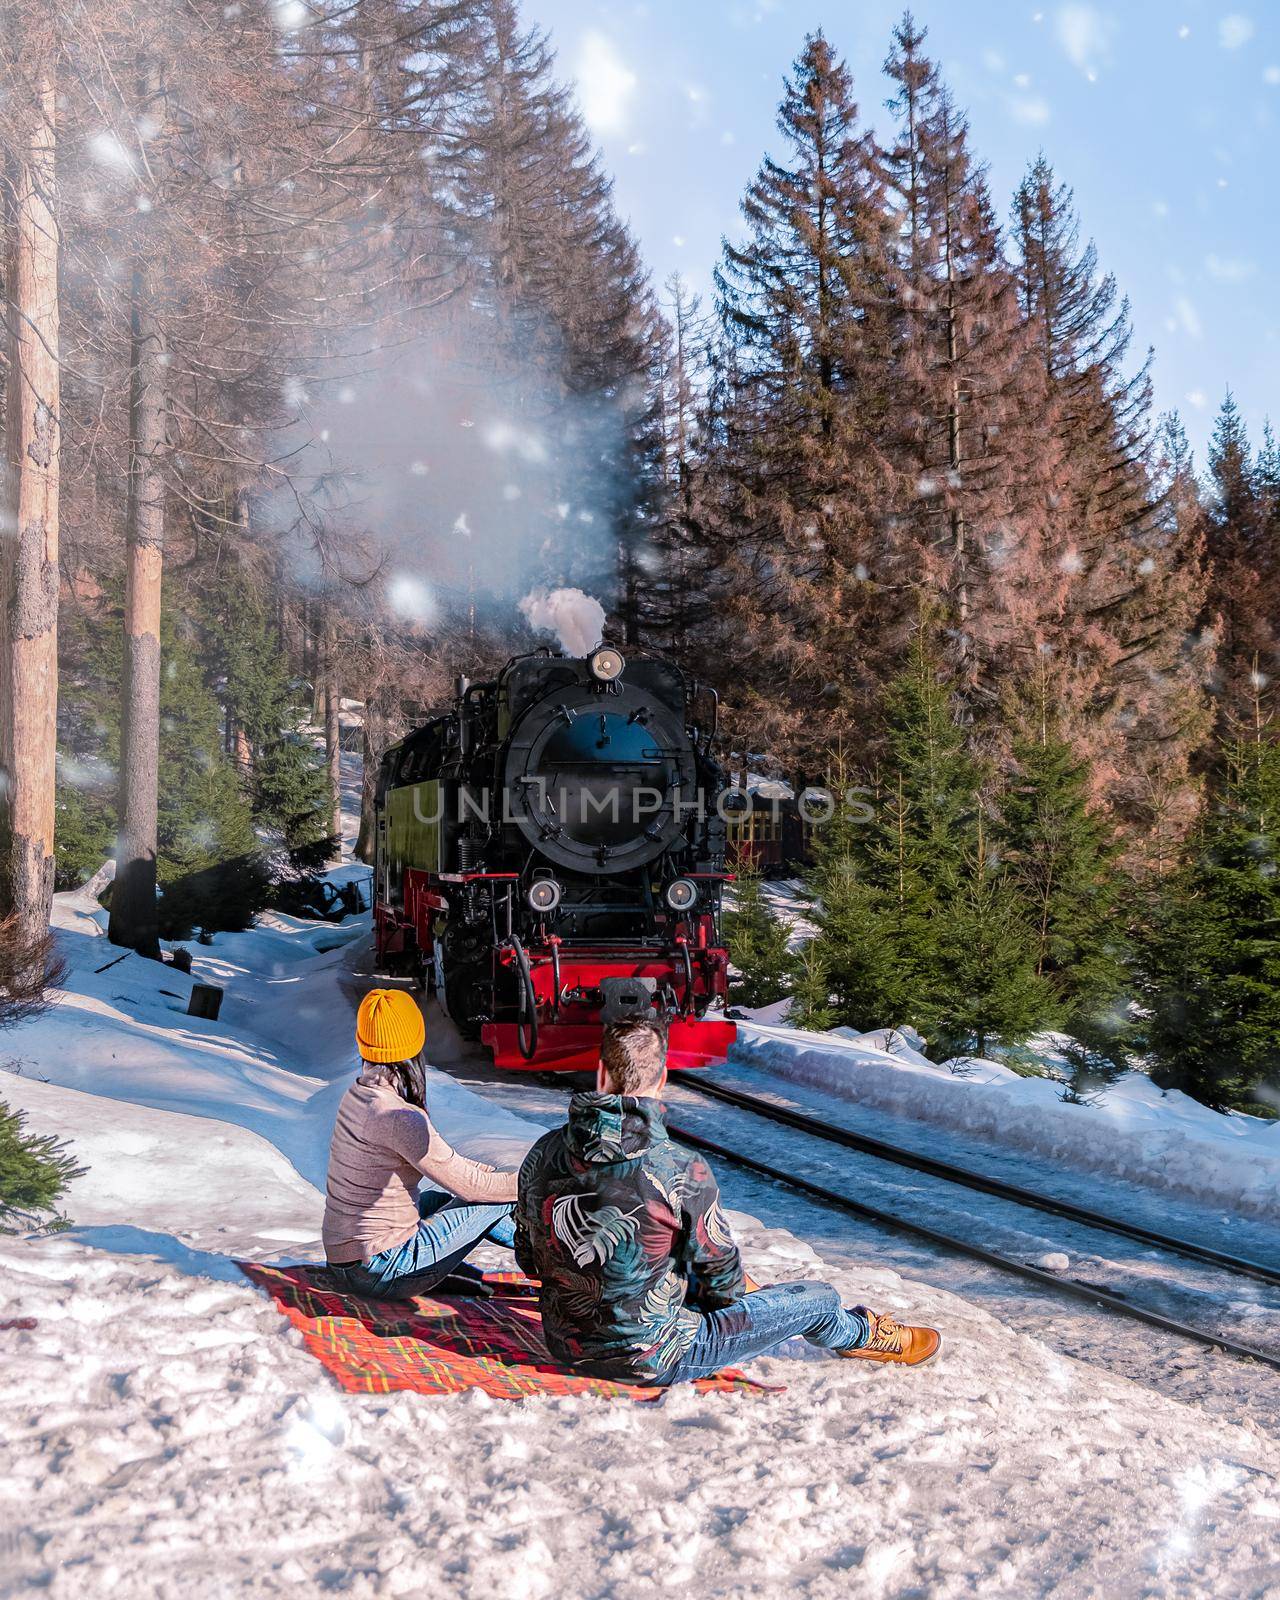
[323,988,518,1299]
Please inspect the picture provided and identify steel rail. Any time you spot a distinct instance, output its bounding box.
[676,1074,1280,1288]
[666,1121,1280,1373]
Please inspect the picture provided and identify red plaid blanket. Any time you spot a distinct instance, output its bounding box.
[239,1263,782,1402]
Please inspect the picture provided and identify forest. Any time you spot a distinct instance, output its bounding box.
[1,3,1278,1114]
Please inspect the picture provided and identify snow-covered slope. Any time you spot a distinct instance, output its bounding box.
[3,886,1280,1597]
[733,1021,1280,1224]
[2,876,534,1261]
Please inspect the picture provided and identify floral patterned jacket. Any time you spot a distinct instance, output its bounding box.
[514,1092,745,1381]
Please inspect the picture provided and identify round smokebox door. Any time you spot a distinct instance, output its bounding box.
[503,682,697,872]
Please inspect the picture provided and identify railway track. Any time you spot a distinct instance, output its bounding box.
[668,1073,1280,1374]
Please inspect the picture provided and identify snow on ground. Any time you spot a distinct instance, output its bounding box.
[3,885,1280,1596]
[732,1021,1280,1227]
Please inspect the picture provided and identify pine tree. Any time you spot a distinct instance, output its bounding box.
[998,721,1127,1019]
[805,627,973,1036]
[1010,158,1208,845]
[723,853,794,1009]
[1202,394,1277,734]
[56,597,263,932]
[870,623,984,893]
[447,0,661,616]
[1135,737,1280,1110]
[703,31,900,760]
[152,612,265,938]
[788,939,834,1031]
[0,1098,83,1233]
[806,845,916,1028]
[926,832,1058,1061]
[804,626,1061,1056]
[205,571,333,856]
[1142,736,1280,1103]
[881,16,1049,708]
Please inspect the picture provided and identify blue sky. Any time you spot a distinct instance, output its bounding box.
[530,0,1279,465]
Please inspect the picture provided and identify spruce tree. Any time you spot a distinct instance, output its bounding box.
[1202,395,1278,735]
[881,16,1048,707]
[805,627,979,1035]
[1135,738,1280,1110]
[56,597,263,932]
[998,723,1127,1021]
[788,939,834,1032]
[806,844,916,1029]
[0,1098,84,1233]
[153,613,265,938]
[928,858,1057,1062]
[805,627,1059,1057]
[703,31,900,761]
[723,853,795,1010]
[448,0,661,614]
[205,571,333,856]
[1011,157,1207,845]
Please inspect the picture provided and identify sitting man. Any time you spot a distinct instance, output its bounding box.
[514,1016,940,1385]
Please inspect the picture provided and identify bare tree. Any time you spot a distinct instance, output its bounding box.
[0,22,61,953]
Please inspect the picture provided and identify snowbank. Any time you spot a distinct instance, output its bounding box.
[733,1022,1280,1224]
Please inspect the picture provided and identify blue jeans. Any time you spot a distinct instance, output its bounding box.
[329,1188,516,1300]
[657,1280,872,1385]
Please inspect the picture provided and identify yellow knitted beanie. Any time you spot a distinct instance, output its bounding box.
[356,988,425,1064]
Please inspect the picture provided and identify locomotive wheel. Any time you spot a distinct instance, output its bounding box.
[444,965,483,1042]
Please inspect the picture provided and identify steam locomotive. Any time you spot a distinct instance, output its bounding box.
[372,645,738,1072]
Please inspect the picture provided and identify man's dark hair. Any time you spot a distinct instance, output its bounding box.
[599,1016,668,1095]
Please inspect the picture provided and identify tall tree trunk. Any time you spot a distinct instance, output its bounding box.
[354,690,379,864]
[107,255,166,955]
[1,57,60,954]
[323,616,342,851]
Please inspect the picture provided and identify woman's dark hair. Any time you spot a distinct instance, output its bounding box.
[383,1053,427,1108]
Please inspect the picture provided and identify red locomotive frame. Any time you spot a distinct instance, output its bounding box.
[374,866,736,1072]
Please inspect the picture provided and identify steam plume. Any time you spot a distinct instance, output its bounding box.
[519,588,607,656]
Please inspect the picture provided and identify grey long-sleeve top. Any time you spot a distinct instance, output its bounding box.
[322,1072,518,1264]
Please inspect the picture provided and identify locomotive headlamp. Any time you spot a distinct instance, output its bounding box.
[588,646,625,682]
[527,878,562,913]
[665,878,698,912]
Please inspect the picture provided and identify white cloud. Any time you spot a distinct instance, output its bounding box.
[1174,296,1203,339]
[1218,14,1254,50]
[1055,5,1114,74]
[1009,94,1051,124]
[574,31,638,136]
[1205,253,1256,282]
